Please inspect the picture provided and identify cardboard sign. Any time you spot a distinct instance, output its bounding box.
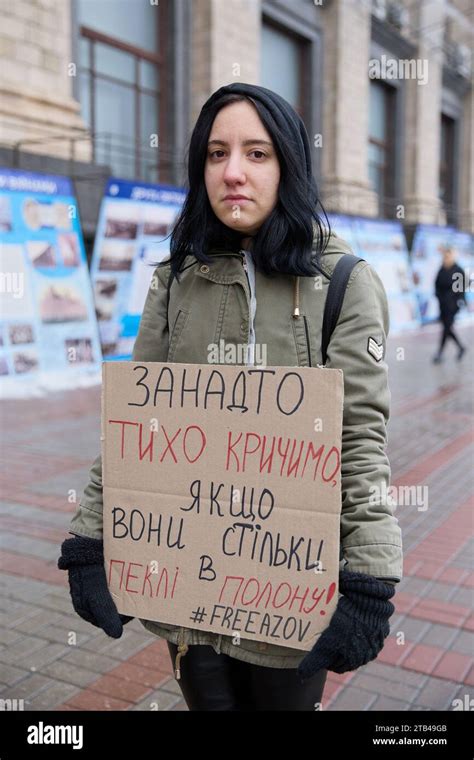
[102,361,344,651]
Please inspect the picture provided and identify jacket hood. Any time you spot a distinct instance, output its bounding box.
[205,226,355,319]
[201,82,318,206]
[173,227,355,327]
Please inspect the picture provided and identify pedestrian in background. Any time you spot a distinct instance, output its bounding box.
[433,245,468,364]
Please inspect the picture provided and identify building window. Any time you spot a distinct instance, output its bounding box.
[439,113,456,224]
[76,0,166,181]
[261,22,307,118]
[368,80,396,218]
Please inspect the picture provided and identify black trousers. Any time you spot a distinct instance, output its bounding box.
[167,641,327,711]
[438,311,463,354]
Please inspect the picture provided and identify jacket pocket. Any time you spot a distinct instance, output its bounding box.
[168,308,190,361]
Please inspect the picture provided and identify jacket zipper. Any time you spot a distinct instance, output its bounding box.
[239,254,252,344]
[302,315,312,367]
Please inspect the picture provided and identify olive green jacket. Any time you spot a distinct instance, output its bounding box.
[68,229,403,672]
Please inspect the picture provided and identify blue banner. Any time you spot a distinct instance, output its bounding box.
[328,215,421,333]
[90,177,186,360]
[0,167,102,396]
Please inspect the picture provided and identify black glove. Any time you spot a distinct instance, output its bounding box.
[297,570,395,681]
[58,536,133,638]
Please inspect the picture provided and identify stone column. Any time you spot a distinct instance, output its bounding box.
[402,0,445,225]
[320,0,378,217]
[0,0,91,162]
[191,0,260,124]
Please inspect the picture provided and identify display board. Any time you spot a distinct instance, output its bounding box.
[328,215,421,333]
[90,178,186,360]
[0,168,102,397]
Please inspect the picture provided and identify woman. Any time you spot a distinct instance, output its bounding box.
[58,83,403,711]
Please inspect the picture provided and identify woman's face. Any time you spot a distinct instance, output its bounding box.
[204,100,281,237]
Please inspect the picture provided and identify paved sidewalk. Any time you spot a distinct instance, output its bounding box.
[1,323,473,711]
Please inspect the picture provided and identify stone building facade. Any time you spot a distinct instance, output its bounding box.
[0,0,472,236]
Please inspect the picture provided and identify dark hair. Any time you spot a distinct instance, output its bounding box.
[157,92,331,283]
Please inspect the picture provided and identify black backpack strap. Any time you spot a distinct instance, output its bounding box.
[321,254,365,365]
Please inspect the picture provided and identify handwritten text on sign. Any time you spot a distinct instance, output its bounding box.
[102,362,344,651]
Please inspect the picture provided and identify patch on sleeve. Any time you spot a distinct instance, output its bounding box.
[367,336,384,362]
